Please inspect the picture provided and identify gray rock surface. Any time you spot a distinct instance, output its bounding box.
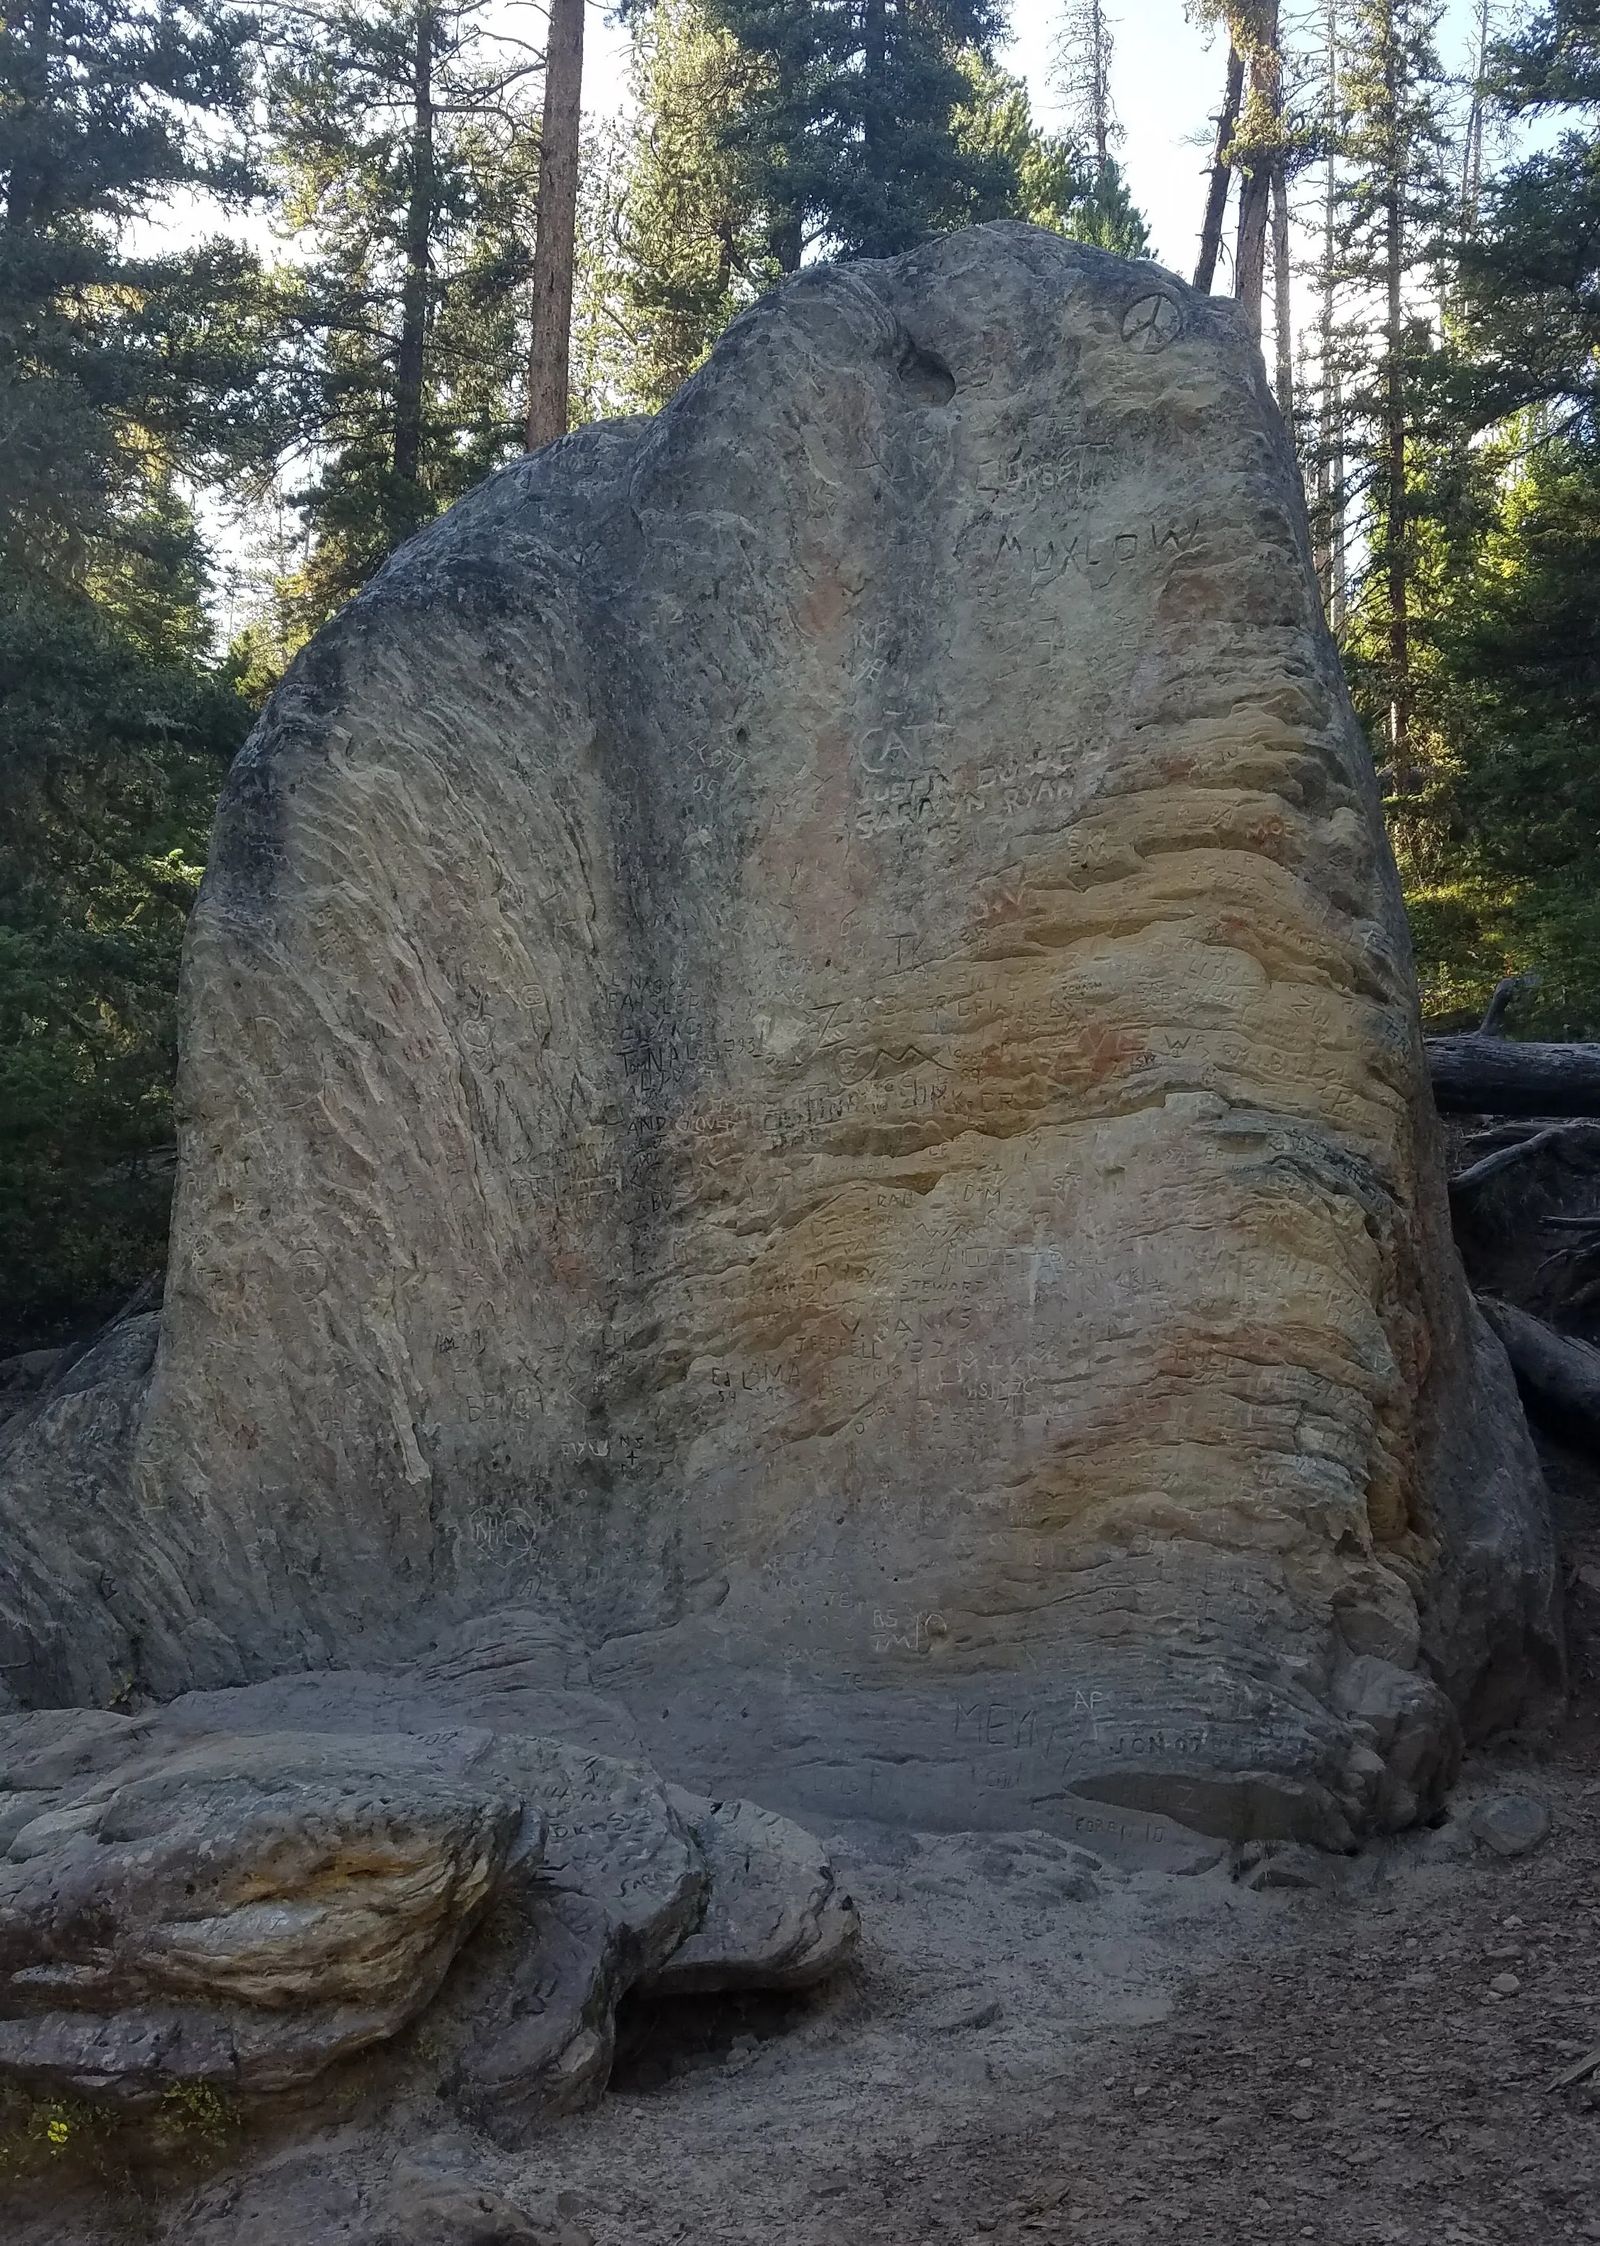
[166,2153,592,2246]
[0,224,1562,1854]
[642,1791,860,1994]
[0,1309,172,1714]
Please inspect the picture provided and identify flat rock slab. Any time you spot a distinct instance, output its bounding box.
[0,1661,856,2120]
[167,2154,592,2246]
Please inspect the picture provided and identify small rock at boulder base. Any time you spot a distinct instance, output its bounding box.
[1232,1841,1336,1893]
[640,1790,860,1995]
[0,224,1563,1852]
[1470,1793,1553,1859]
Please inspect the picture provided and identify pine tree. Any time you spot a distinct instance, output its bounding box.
[572,0,774,418]
[701,0,1018,267]
[0,0,269,575]
[1456,0,1600,427]
[1332,0,1453,796]
[1402,0,1600,1028]
[1061,154,1150,254]
[578,0,1119,421]
[1460,0,1494,231]
[262,0,542,629]
[958,55,1148,249]
[0,0,268,1341]
[1054,0,1118,172]
[1050,0,1148,253]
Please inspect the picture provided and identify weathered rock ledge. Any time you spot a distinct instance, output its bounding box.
[0,1613,857,2123]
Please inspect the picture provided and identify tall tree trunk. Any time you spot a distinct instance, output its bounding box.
[1271,163,1293,417]
[1330,364,1348,633]
[1315,0,1345,632]
[4,0,53,237]
[1382,14,1412,791]
[1461,0,1490,232]
[393,3,434,492]
[1195,42,1245,291]
[862,0,886,246]
[1089,0,1111,171]
[1233,3,1283,341]
[1235,169,1271,333]
[524,0,585,451]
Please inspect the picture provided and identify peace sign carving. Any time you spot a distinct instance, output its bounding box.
[1120,293,1184,354]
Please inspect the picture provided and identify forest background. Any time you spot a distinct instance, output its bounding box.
[2,0,1596,1349]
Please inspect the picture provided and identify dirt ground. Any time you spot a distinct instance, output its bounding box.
[540,1431,1600,2246]
[11,1434,1600,2246]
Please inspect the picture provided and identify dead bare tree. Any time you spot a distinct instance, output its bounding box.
[1195,39,1246,290]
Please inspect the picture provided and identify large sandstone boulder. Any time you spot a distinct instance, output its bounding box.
[0,224,1560,1849]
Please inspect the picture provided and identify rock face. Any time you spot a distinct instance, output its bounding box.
[0,224,1561,1850]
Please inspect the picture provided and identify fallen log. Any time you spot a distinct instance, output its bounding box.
[1428,973,1600,1117]
[1430,1037,1600,1117]
[1479,1296,1600,1446]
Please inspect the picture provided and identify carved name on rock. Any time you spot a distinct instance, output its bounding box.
[0,224,1562,1851]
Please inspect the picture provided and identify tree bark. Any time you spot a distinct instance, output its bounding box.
[1428,1041,1600,1119]
[1480,971,1543,1037]
[1233,3,1283,340]
[1271,163,1293,417]
[524,0,585,451]
[1194,43,1245,292]
[771,210,803,275]
[1425,976,1600,1116]
[1381,9,1412,791]
[1235,169,1271,336]
[393,3,434,492]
